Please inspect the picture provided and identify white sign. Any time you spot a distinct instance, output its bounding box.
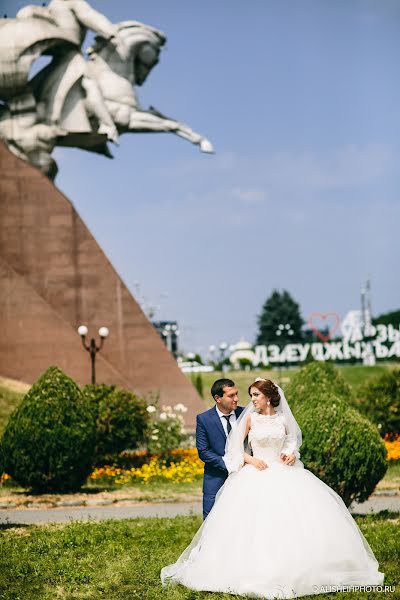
[250,323,400,366]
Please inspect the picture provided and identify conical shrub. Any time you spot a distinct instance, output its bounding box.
[83,384,148,466]
[355,369,400,438]
[0,366,96,492]
[285,362,387,506]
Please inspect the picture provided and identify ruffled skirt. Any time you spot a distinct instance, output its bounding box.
[161,462,384,598]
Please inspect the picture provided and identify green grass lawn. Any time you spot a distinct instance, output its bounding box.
[0,385,23,435]
[337,364,396,396]
[194,363,395,408]
[0,514,398,600]
[1,462,399,505]
[0,364,395,434]
[0,513,400,600]
[379,461,400,490]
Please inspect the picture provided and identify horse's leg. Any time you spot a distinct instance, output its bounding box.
[127,110,213,153]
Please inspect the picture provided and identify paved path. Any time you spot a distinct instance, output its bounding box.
[0,502,203,524]
[0,496,399,525]
[350,495,400,515]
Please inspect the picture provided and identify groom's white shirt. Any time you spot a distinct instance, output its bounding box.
[215,406,238,470]
[215,405,238,436]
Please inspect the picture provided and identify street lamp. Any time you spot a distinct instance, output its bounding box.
[187,351,196,383]
[187,352,196,360]
[208,345,216,370]
[219,341,228,375]
[275,323,294,385]
[162,323,172,352]
[161,323,180,357]
[275,323,294,344]
[78,325,109,384]
[172,325,180,358]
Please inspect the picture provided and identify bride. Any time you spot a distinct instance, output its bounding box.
[161,378,384,598]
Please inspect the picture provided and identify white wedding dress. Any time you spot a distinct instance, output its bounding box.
[161,412,384,599]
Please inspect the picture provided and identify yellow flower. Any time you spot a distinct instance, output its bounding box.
[384,434,400,462]
[88,447,204,485]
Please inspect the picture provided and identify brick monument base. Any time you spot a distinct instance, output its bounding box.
[0,143,205,428]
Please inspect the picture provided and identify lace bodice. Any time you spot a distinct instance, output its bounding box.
[248,412,296,463]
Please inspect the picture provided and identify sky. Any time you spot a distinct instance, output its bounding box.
[2,0,400,356]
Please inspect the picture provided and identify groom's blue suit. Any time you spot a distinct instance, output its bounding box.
[196,405,244,519]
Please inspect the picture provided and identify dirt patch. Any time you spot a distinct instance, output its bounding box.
[0,485,202,509]
[0,376,31,394]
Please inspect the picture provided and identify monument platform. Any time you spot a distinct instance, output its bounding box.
[0,143,204,427]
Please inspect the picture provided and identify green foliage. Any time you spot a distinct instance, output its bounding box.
[193,373,204,398]
[0,515,397,599]
[373,308,400,327]
[236,357,254,370]
[256,289,304,347]
[286,362,387,506]
[146,402,186,454]
[337,364,391,395]
[0,366,95,492]
[82,383,115,421]
[83,384,149,466]
[191,364,393,409]
[287,361,352,401]
[354,369,400,438]
[212,357,232,372]
[193,353,203,365]
[0,385,23,436]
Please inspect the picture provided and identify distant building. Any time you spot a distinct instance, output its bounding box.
[178,358,214,373]
[152,321,179,357]
[229,339,255,369]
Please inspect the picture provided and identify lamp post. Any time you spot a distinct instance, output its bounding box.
[78,325,109,384]
[187,351,196,383]
[219,341,228,375]
[162,323,172,352]
[208,345,216,366]
[162,323,180,356]
[275,323,294,385]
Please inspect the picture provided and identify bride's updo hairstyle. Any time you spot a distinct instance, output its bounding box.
[248,378,280,408]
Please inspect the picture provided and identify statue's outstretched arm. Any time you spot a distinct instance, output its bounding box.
[69,0,117,39]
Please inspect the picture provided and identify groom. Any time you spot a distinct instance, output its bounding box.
[196,378,244,519]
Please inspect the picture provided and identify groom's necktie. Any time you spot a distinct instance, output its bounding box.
[222,414,232,436]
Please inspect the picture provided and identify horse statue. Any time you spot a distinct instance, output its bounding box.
[0,0,213,179]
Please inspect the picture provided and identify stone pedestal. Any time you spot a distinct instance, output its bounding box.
[0,143,204,427]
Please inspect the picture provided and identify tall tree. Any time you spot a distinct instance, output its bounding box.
[256,289,304,347]
[373,309,400,327]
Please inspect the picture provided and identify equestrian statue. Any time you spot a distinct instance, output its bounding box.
[0,0,213,179]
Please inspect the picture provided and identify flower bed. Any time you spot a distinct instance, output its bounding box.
[89,448,204,485]
[2,437,398,489]
[0,449,203,487]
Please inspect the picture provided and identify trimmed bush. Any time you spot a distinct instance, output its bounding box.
[83,384,149,466]
[286,362,387,506]
[145,402,186,455]
[82,383,115,421]
[354,369,400,438]
[0,366,95,492]
[287,361,352,401]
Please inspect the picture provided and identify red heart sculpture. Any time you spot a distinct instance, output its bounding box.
[308,312,341,342]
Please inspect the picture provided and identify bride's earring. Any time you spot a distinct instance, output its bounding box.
[267,400,270,406]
